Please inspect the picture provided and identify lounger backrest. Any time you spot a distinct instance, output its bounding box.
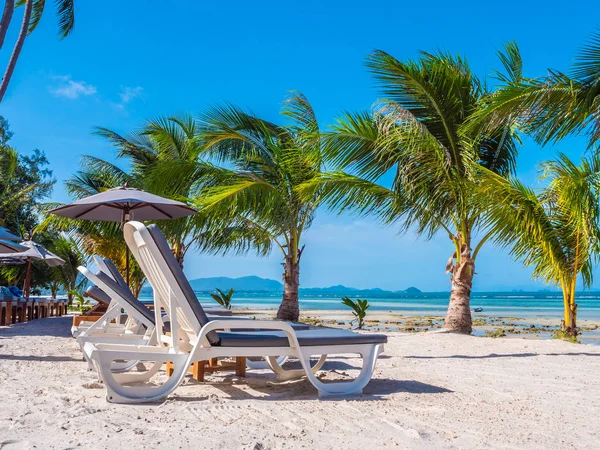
[85,285,111,305]
[145,224,219,345]
[101,258,129,290]
[94,271,155,325]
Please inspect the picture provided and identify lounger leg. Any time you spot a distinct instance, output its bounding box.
[98,354,188,404]
[299,345,382,397]
[266,354,328,381]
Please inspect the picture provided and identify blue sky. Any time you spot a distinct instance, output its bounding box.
[1,0,598,291]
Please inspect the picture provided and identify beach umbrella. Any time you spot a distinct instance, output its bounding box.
[49,185,197,284]
[0,240,28,254]
[2,240,66,298]
[0,226,21,241]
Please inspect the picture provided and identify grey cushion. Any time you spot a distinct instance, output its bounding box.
[146,224,220,345]
[217,331,387,347]
[95,271,155,325]
[102,258,129,289]
[85,286,111,305]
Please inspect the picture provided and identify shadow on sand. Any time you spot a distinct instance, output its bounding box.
[405,352,600,359]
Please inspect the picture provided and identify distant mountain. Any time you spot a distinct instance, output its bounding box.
[139,274,423,296]
[404,286,422,294]
[188,276,283,292]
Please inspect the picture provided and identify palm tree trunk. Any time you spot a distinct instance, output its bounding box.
[0,0,15,49]
[444,240,474,333]
[276,252,301,321]
[0,0,32,103]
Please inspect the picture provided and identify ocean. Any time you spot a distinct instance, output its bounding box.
[139,291,600,320]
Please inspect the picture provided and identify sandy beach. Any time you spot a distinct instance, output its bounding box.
[1,315,599,449]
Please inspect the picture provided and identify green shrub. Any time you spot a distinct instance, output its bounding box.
[341,297,370,329]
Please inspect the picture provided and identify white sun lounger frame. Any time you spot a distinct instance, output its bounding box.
[85,221,384,403]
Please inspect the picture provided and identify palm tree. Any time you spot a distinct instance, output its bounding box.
[50,235,88,303]
[43,116,208,295]
[478,154,600,337]
[195,92,323,322]
[467,30,600,149]
[300,48,521,333]
[0,0,76,102]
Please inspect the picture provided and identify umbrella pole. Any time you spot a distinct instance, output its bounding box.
[23,257,31,298]
[126,246,130,288]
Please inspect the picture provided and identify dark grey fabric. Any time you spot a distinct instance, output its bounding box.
[146,224,220,345]
[217,331,387,348]
[102,258,129,289]
[95,271,155,325]
[232,322,310,332]
[85,286,111,305]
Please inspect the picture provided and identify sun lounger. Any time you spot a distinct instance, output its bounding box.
[84,221,386,403]
[77,257,309,372]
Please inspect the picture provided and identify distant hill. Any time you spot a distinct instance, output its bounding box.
[140,274,422,296]
[188,276,283,292]
[404,286,422,294]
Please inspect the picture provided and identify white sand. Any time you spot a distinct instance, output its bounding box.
[1,316,599,449]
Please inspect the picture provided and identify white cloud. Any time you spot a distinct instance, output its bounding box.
[119,86,143,105]
[50,75,96,99]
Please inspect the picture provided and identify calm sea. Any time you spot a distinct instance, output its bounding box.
[139,291,600,320]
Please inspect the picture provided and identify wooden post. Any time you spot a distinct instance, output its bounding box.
[236,357,246,378]
[4,301,10,325]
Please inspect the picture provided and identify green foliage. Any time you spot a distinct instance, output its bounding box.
[552,329,580,344]
[341,296,370,329]
[16,0,75,38]
[210,288,235,310]
[468,29,600,149]
[69,289,90,311]
[0,116,54,233]
[478,153,600,332]
[194,92,324,263]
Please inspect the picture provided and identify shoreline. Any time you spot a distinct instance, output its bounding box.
[231,307,600,345]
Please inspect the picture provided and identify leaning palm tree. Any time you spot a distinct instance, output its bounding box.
[195,92,323,321]
[478,154,600,337]
[300,48,521,333]
[0,0,76,101]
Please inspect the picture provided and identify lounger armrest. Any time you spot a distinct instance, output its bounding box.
[199,320,300,348]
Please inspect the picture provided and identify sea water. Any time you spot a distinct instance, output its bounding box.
[139,291,600,320]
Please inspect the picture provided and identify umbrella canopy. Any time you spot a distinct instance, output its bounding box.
[49,185,197,287]
[0,256,27,265]
[3,240,66,267]
[49,186,197,221]
[2,240,66,298]
[0,226,21,241]
[0,240,28,254]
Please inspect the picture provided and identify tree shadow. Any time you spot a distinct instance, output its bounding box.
[0,316,72,338]
[0,354,82,362]
[177,374,452,403]
[405,352,600,359]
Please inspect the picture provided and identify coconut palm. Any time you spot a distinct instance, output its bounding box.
[478,154,600,337]
[300,48,521,333]
[41,116,208,295]
[467,30,600,149]
[195,92,323,321]
[49,235,88,303]
[0,0,76,102]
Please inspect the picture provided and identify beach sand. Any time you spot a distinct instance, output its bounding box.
[1,316,599,449]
